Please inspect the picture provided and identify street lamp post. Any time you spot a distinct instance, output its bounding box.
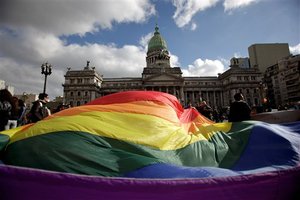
[41,62,52,93]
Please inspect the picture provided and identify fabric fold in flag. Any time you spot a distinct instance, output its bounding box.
[0,91,299,199]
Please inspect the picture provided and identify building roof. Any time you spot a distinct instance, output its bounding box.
[147,25,168,53]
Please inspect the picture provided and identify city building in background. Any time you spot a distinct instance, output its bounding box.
[63,25,265,109]
[230,57,250,69]
[218,63,262,106]
[14,93,38,110]
[6,30,298,112]
[63,61,103,107]
[248,43,290,73]
[264,54,300,107]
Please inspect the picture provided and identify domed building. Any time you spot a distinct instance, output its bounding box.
[63,25,263,109]
[146,25,170,68]
[142,25,185,101]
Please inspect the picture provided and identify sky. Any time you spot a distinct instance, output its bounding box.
[0,0,299,99]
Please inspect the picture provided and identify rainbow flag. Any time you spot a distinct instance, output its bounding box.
[0,91,299,199]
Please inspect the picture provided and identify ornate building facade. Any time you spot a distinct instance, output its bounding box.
[63,25,263,108]
[63,61,102,107]
[264,54,300,107]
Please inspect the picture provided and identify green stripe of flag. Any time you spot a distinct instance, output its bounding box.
[2,123,252,176]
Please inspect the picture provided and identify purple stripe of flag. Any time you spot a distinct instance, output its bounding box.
[0,164,299,200]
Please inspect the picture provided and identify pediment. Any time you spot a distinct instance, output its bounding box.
[144,73,182,81]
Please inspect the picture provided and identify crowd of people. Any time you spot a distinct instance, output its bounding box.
[185,92,252,123]
[0,89,77,132]
[0,89,52,131]
[186,100,228,122]
[0,89,252,132]
[2,88,297,132]
[0,89,27,131]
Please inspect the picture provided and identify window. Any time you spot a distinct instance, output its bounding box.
[244,76,249,81]
[78,79,83,84]
[77,101,81,106]
[85,91,88,96]
[78,91,81,96]
[251,76,256,80]
[70,92,73,96]
[237,76,242,80]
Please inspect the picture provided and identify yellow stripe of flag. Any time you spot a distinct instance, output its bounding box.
[6,111,231,150]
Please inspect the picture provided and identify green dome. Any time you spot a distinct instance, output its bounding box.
[147,25,168,52]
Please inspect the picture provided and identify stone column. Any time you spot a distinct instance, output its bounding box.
[180,87,184,104]
[220,91,223,107]
[250,88,254,106]
[206,91,209,103]
[192,91,195,105]
[213,90,216,108]
[199,90,202,102]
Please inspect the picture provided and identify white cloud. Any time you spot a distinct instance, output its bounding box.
[182,58,225,76]
[219,57,230,67]
[223,0,258,12]
[0,0,155,36]
[233,52,242,58]
[0,0,155,98]
[138,31,181,68]
[139,32,153,50]
[0,29,147,98]
[172,0,219,28]
[290,43,300,55]
[170,53,181,67]
[0,29,64,63]
[190,22,197,31]
[171,0,260,28]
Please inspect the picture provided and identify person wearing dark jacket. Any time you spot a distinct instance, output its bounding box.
[0,89,17,131]
[228,93,251,122]
[28,93,51,123]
